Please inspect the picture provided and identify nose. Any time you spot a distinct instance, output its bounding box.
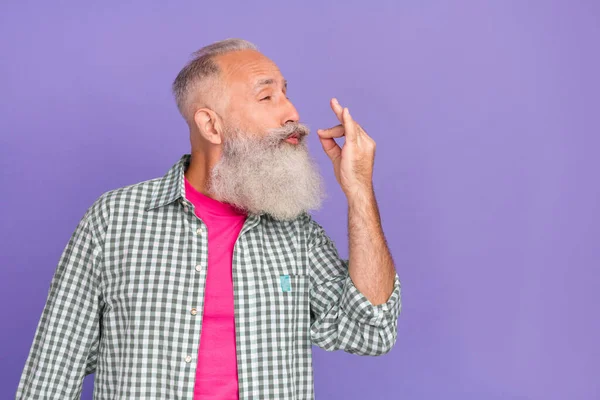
[282,97,300,124]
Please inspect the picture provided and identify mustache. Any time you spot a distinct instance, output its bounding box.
[268,122,310,141]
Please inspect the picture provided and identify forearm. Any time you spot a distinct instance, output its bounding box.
[347,186,396,306]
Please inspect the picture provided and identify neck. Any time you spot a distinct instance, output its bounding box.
[184,149,222,202]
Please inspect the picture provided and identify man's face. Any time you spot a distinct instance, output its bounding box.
[216,49,301,142]
[204,50,326,221]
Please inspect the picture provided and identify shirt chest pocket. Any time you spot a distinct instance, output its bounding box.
[260,272,310,350]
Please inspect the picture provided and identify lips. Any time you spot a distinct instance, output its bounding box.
[284,133,300,144]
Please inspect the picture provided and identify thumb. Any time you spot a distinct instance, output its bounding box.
[317,124,344,139]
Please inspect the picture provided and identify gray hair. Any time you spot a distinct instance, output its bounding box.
[172,38,258,122]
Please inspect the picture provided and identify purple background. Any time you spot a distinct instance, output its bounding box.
[2,1,598,399]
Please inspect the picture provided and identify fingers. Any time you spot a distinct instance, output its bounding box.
[317,124,344,139]
[330,98,344,123]
[318,136,342,163]
[342,107,358,143]
[329,98,358,143]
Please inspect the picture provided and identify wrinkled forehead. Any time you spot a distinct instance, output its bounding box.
[214,49,284,94]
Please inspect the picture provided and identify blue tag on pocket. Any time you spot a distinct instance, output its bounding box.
[280,274,291,292]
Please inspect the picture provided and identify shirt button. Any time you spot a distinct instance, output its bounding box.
[195,227,203,235]
[185,355,192,363]
[195,264,202,272]
[183,206,189,213]
[190,308,197,315]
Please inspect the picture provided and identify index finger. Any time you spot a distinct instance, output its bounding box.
[330,98,344,123]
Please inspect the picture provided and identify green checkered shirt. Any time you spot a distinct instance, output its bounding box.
[16,153,402,399]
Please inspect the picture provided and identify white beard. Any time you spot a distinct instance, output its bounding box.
[206,123,327,221]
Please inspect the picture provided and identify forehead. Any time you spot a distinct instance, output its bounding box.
[215,49,284,91]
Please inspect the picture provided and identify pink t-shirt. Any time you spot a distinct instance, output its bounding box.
[185,176,247,400]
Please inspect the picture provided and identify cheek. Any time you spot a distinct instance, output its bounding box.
[244,107,276,131]
[230,100,282,135]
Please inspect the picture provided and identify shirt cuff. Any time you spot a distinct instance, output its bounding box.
[340,271,402,328]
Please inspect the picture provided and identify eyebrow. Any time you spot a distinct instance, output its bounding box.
[254,78,287,92]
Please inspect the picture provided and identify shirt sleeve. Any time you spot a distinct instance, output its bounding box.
[306,214,402,356]
[15,208,104,399]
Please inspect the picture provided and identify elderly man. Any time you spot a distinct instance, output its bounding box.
[16,38,401,400]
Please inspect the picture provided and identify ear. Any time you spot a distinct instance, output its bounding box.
[193,108,223,145]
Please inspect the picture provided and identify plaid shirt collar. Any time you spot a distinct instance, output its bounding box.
[145,153,264,221]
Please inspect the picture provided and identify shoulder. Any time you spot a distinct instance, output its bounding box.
[82,176,161,245]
